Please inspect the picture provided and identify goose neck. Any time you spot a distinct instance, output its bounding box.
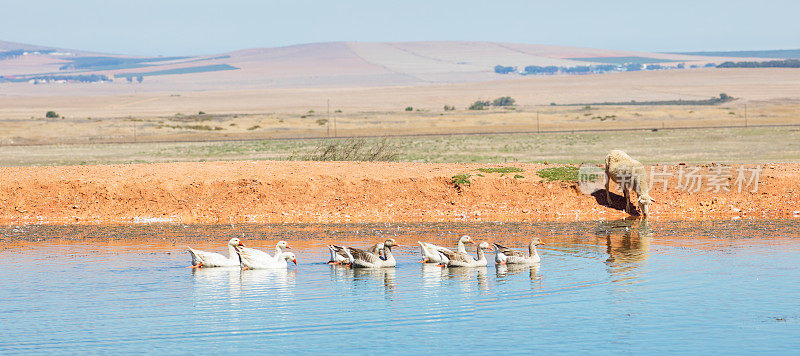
[457,241,467,254]
[476,247,486,262]
[529,244,539,258]
[382,247,395,262]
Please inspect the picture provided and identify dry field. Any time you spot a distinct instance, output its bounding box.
[2,126,799,167]
[2,68,800,119]
[1,68,799,145]
[2,101,790,145]
[0,95,798,146]
[1,67,799,166]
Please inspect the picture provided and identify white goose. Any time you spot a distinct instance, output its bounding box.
[187,238,244,268]
[236,241,297,269]
[328,245,350,265]
[442,241,491,268]
[342,239,397,268]
[493,238,544,265]
[328,239,394,265]
[418,235,474,263]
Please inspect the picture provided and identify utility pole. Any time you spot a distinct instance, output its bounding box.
[744,103,748,128]
[333,102,337,138]
[327,99,331,137]
[537,111,540,133]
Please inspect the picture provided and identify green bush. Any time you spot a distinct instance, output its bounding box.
[492,96,515,106]
[536,166,580,182]
[405,106,413,111]
[451,173,471,190]
[477,167,524,174]
[45,110,59,118]
[469,100,490,110]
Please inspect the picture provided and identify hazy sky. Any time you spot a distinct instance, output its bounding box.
[1,0,798,56]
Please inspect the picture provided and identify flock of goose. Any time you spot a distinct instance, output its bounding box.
[187,235,544,270]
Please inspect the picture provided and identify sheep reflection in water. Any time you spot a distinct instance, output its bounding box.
[597,219,652,284]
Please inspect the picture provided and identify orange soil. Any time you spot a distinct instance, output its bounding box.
[1,161,798,225]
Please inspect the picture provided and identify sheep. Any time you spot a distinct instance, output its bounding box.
[605,150,655,217]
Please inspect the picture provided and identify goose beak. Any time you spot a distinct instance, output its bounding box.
[238,242,245,247]
[538,242,545,246]
[286,245,292,249]
[292,259,297,265]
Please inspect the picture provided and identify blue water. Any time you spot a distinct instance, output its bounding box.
[1,220,799,354]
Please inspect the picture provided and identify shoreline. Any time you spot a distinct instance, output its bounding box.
[1,161,798,225]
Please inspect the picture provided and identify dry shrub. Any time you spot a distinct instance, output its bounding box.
[295,138,399,162]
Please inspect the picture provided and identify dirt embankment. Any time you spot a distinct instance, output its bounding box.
[1,161,798,225]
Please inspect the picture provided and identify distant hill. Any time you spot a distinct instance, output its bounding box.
[673,49,800,59]
[0,40,780,90]
[0,40,53,51]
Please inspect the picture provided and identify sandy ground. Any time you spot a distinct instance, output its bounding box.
[1,161,797,225]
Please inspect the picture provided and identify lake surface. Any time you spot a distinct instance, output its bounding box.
[1,220,799,354]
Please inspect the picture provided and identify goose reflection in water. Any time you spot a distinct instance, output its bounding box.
[444,266,490,291]
[240,268,296,290]
[495,263,541,286]
[192,267,296,293]
[191,266,243,297]
[420,262,448,288]
[328,264,396,294]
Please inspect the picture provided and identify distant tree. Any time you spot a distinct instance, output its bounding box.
[443,105,455,111]
[405,106,413,111]
[719,93,731,101]
[198,111,206,115]
[716,59,800,68]
[45,110,59,118]
[469,100,490,110]
[625,63,643,71]
[594,64,617,72]
[136,75,143,83]
[562,66,592,74]
[492,96,516,106]
[524,65,559,75]
[126,76,133,83]
[494,65,516,74]
[677,63,685,69]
